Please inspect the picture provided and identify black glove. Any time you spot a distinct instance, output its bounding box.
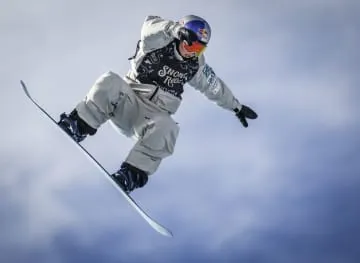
[234,105,258,128]
[178,27,198,46]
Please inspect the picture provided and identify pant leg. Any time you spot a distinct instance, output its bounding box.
[125,114,180,175]
[76,71,139,130]
[76,71,179,175]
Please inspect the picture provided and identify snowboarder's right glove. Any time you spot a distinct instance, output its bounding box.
[177,27,198,46]
[234,105,258,128]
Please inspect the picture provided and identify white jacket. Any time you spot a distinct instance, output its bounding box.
[126,15,242,114]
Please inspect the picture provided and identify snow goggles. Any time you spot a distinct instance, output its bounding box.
[183,41,207,56]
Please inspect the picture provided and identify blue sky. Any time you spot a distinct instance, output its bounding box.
[1,1,360,262]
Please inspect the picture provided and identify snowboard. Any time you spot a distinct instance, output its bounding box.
[20,80,173,237]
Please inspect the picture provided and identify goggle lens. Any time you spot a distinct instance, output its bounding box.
[183,41,207,56]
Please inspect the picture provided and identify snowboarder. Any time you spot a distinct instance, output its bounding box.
[58,15,258,194]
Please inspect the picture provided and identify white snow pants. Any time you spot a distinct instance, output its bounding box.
[76,71,179,175]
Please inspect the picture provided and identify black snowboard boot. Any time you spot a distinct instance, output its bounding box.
[58,109,97,143]
[111,162,149,194]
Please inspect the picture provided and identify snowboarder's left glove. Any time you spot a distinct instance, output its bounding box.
[177,27,198,46]
[234,105,258,128]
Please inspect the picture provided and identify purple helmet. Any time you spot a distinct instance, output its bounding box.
[179,15,211,45]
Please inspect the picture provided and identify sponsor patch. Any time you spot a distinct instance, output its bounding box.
[202,64,219,94]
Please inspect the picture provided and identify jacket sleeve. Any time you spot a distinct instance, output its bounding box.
[188,56,242,111]
[140,16,182,51]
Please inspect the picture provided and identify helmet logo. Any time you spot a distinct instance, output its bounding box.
[198,28,209,41]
